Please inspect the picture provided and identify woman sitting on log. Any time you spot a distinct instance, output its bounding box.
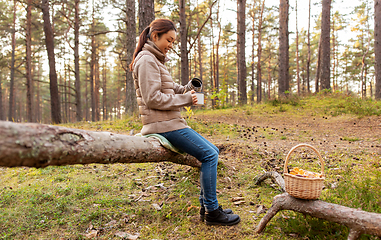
[129,18,240,226]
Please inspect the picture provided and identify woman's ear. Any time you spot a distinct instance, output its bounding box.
[151,32,158,42]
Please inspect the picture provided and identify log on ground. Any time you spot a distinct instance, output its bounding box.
[0,121,201,168]
[255,193,381,240]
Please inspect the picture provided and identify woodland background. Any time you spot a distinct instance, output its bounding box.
[0,0,380,124]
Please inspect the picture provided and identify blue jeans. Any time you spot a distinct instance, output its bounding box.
[159,128,219,212]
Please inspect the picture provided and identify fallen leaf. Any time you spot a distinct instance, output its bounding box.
[85,230,98,238]
[152,203,162,211]
[105,220,117,227]
[231,197,245,202]
[115,231,140,240]
[233,200,246,205]
[187,205,198,212]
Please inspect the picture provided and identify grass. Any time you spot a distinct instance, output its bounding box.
[1,93,381,239]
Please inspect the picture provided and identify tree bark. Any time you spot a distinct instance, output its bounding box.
[315,35,322,93]
[267,39,272,99]
[215,6,221,107]
[9,0,17,122]
[375,0,381,99]
[257,0,265,103]
[179,0,189,85]
[196,3,203,84]
[320,0,331,91]
[237,0,247,105]
[255,193,381,240]
[0,74,3,120]
[138,0,154,34]
[307,0,311,93]
[295,0,300,95]
[250,1,256,103]
[90,0,97,122]
[254,171,286,192]
[0,121,201,168]
[102,54,107,121]
[126,0,137,115]
[42,0,61,124]
[26,0,33,122]
[74,0,82,122]
[278,0,289,97]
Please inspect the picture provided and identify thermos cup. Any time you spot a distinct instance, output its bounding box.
[184,77,203,93]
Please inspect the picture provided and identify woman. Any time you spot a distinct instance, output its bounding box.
[129,18,240,226]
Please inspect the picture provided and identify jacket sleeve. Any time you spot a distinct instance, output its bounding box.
[173,82,186,94]
[135,55,193,111]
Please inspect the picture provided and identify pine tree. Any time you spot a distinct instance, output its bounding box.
[278,0,289,96]
[376,0,381,99]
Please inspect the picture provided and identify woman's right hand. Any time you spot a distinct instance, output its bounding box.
[190,90,198,105]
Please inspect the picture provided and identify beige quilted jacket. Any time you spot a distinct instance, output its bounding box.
[132,40,192,135]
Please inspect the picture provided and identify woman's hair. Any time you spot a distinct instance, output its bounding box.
[129,18,177,71]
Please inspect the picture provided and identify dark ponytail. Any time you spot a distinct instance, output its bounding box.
[129,19,177,71]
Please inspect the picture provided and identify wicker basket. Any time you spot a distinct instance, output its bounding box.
[283,144,325,200]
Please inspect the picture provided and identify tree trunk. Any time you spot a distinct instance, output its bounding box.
[210,17,215,107]
[36,63,41,122]
[250,1,256,104]
[267,40,272,99]
[215,9,221,108]
[257,0,265,103]
[138,0,154,34]
[196,3,203,84]
[9,0,17,122]
[90,1,96,122]
[295,0,300,95]
[376,0,381,99]
[255,193,381,240]
[74,0,82,122]
[320,0,331,91]
[0,74,3,120]
[95,56,100,121]
[278,0,289,97]
[0,121,201,168]
[307,0,311,93]
[361,40,370,99]
[315,35,322,93]
[42,0,61,124]
[85,63,89,121]
[332,16,336,92]
[126,0,137,115]
[179,0,189,85]
[26,0,33,122]
[103,55,107,121]
[237,0,247,105]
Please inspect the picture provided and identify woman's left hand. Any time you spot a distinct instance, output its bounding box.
[191,90,198,105]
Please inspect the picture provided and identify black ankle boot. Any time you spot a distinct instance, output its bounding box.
[205,206,240,226]
[200,206,233,222]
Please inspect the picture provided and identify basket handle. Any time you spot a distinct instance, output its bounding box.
[283,143,325,177]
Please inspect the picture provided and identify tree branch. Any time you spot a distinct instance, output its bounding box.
[187,0,218,53]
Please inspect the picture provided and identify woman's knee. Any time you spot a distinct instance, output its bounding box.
[203,149,219,163]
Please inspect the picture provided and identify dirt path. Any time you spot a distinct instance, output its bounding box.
[196,113,381,156]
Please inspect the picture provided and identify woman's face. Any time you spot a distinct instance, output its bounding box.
[151,30,176,56]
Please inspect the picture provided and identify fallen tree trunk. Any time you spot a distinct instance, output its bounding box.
[0,121,201,168]
[255,193,381,240]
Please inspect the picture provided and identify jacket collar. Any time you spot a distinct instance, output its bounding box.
[143,40,168,64]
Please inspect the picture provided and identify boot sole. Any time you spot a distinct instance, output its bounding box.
[205,217,241,226]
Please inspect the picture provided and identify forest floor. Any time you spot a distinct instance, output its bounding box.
[1,93,381,240]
